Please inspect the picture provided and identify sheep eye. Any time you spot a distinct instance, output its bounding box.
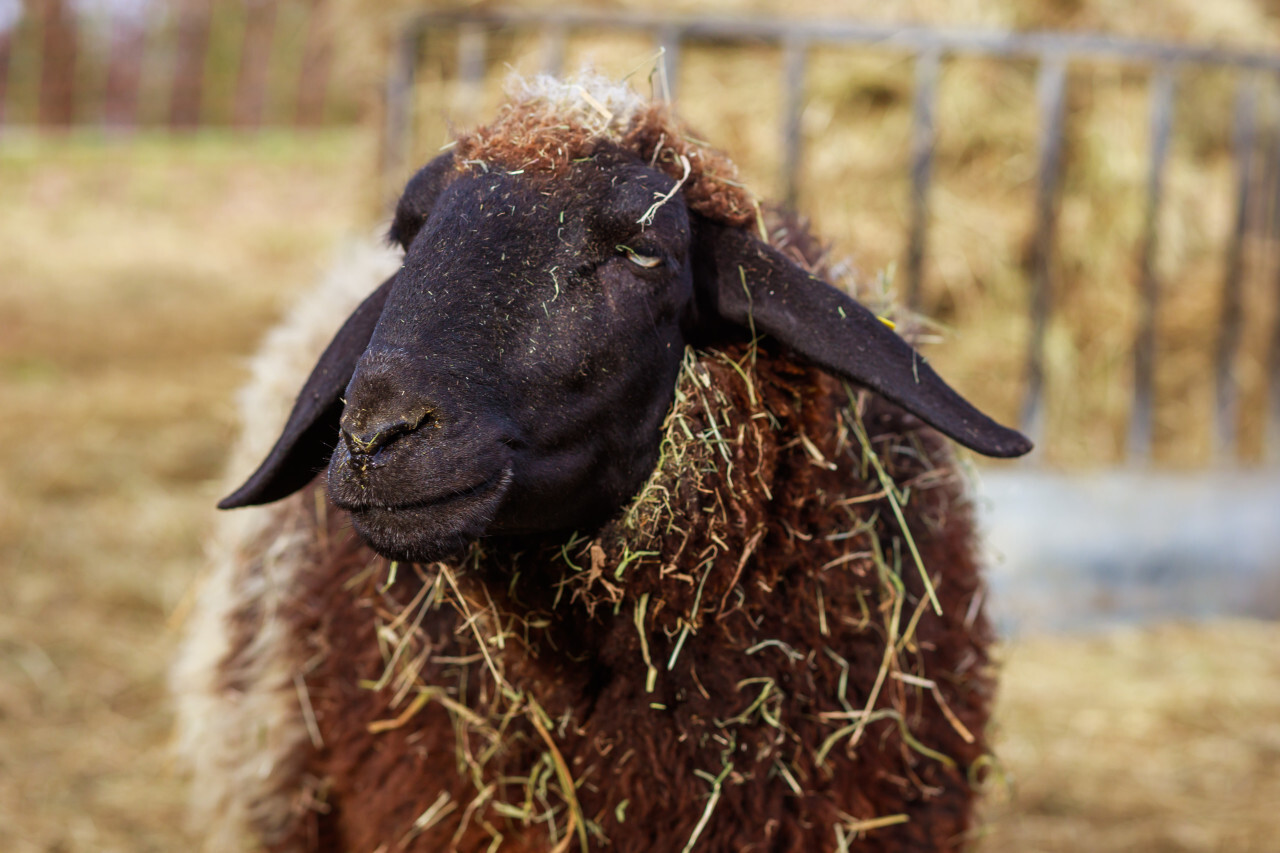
[616,245,663,269]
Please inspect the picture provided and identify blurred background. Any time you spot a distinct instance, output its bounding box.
[2,0,1279,850]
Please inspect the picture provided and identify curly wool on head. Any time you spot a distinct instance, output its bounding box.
[453,73,759,228]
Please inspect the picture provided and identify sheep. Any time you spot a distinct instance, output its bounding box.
[173,73,1031,853]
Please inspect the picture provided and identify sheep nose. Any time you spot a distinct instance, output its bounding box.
[339,404,433,457]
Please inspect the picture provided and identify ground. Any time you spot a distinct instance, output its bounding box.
[1,132,1278,853]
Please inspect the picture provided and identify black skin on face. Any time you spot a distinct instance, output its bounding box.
[328,152,694,560]
[219,143,1031,563]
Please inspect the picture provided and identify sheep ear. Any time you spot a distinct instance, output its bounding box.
[693,218,1032,458]
[389,151,456,249]
[218,274,397,509]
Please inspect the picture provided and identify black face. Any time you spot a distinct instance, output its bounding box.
[220,144,1032,563]
[330,152,696,560]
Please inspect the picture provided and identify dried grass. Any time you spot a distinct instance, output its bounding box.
[979,621,1280,853]
[0,130,372,853]
[338,339,979,848]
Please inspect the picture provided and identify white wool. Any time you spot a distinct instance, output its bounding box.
[506,69,649,137]
[171,237,401,853]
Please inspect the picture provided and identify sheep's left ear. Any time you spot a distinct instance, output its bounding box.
[691,217,1032,458]
[218,273,397,509]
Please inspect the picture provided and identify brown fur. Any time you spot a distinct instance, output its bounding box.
[192,78,995,852]
[241,341,991,853]
[455,96,757,228]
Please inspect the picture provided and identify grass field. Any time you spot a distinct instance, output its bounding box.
[1,129,1278,850]
[0,131,372,852]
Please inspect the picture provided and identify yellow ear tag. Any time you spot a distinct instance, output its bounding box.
[877,316,897,331]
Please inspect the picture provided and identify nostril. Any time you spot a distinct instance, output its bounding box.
[340,407,433,457]
[343,425,391,456]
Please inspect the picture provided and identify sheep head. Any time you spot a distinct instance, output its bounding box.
[219,80,1031,563]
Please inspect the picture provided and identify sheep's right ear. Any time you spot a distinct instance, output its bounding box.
[389,151,456,250]
[218,274,396,509]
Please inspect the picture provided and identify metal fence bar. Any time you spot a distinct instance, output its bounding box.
[1215,77,1258,461]
[1272,253,1280,463]
[780,36,808,209]
[295,0,334,126]
[102,12,148,129]
[657,26,682,102]
[392,11,1280,468]
[540,23,567,76]
[1260,127,1278,247]
[3,0,341,131]
[1128,64,1178,463]
[39,0,76,127]
[442,24,489,176]
[1020,57,1069,440]
[406,10,1280,73]
[0,24,12,127]
[1271,94,1280,246]
[905,47,941,310]
[382,23,420,191]
[1269,105,1280,462]
[169,0,214,128]
[233,0,278,129]
[1254,116,1274,455]
[458,25,487,81]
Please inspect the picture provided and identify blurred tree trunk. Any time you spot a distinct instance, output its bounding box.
[37,0,75,128]
[295,0,332,127]
[103,14,148,129]
[234,0,277,128]
[170,0,213,129]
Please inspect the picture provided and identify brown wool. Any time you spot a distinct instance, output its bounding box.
[210,342,991,853]
[454,87,757,229]
[176,76,995,853]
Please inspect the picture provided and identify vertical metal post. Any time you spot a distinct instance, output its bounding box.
[540,23,567,77]
[168,0,212,129]
[905,46,941,311]
[454,22,487,126]
[38,0,77,128]
[657,26,681,102]
[1214,76,1258,462]
[781,37,808,210]
[294,0,334,127]
[1020,56,1069,442]
[1268,80,1280,463]
[381,23,419,204]
[1128,64,1177,464]
[0,25,10,128]
[1252,115,1277,462]
[232,0,279,129]
[102,10,148,130]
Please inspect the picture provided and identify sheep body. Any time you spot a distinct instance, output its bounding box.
[177,306,992,853]
[175,74,1004,852]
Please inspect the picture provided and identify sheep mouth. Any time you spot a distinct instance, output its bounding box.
[336,465,514,563]
[379,468,513,513]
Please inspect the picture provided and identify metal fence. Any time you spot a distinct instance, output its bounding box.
[383,9,1280,468]
[0,0,339,130]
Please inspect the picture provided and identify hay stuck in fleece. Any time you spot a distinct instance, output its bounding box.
[175,72,1002,853]
[453,72,759,228]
